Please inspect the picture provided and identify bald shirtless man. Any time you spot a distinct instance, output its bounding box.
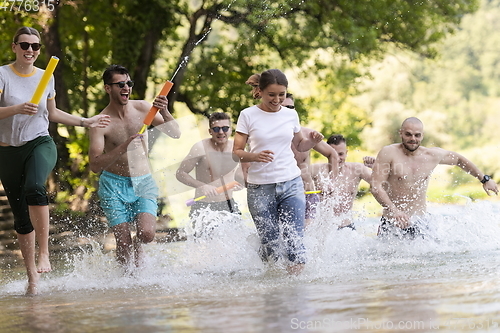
[176,112,246,220]
[371,117,498,239]
[89,65,181,268]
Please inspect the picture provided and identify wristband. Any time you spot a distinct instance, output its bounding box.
[80,117,85,127]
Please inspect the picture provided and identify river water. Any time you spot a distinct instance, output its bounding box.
[1,200,500,333]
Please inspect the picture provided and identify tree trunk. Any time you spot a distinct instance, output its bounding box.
[42,5,72,196]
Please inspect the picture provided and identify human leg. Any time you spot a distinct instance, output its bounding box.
[247,183,281,262]
[131,182,158,266]
[99,171,136,266]
[24,137,57,273]
[189,199,241,238]
[0,137,55,293]
[189,201,211,236]
[28,205,51,273]
[277,177,306,270]
[17,231,39,295]
[108,209,155,269]
[112,223,133,266]
[0,148,37,294]
[129,174,157,267]
[304,193,320,228]
[133,212,156,267]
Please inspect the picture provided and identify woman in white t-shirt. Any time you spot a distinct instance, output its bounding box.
[0,27,110,295]
[233,69,323,274]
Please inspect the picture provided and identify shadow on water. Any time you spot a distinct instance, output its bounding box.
[1,201,500,332]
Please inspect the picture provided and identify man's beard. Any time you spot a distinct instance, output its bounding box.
[402,141,420,152]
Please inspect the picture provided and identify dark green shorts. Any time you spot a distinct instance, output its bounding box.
[0,136,57,234]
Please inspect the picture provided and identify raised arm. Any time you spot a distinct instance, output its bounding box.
[310,163,332,198]
[313,140,339,178]
[292,129,324,153]
[359,156,375,184]
[363,156,375,169]
[359,164,373,184]
[150,96,181,139]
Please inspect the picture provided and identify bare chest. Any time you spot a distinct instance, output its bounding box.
[203,151,237,178]
[104,117,143,150]
[390,156,438,185]
[335,167,360,193]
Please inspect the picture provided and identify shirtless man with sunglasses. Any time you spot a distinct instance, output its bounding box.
[176,112,247,225]
[89,64,180,269]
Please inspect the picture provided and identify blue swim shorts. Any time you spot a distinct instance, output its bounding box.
[98,171,158,227]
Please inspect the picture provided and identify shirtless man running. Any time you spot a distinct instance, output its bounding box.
[312,134,373,229]
[370,117,498,239]
[89,64,181,268]
[176,112,246,219]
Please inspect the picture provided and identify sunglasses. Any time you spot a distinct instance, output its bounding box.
[108,80,134,88]
[283,105,295,109]
[15,42,42,51]
[211,126,230,133]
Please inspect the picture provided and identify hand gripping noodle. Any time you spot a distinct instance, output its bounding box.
[185,181,240,206]
[138,81,174,134]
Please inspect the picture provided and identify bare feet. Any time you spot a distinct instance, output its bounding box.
[286,263,304,275]
[26,272,40,296]
[37,252,52,273]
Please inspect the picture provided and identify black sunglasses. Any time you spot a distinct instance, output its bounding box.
[283,105,295,109]
[108,80,134,88]
[15,42,42,51]
[211,126,230,133]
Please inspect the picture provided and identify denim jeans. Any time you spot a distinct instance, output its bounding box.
[247,176,306,264]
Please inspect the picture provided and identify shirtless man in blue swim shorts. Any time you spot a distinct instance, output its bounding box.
[89,65,181,268]
[371,117,498,240]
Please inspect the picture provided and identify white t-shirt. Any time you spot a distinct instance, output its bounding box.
[0,64,55,146]
[236,105,301,184]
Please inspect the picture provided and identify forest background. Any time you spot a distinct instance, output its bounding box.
[0,0,498,231]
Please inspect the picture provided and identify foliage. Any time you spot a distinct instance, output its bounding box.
[357,0,500,188]
[0,0,480,213]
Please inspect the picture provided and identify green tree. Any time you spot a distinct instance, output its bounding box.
[357,0,500,189]
[0,0,480,216]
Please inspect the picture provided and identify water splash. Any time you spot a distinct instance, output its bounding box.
[170,56,189,81]
[1,201,499,296]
